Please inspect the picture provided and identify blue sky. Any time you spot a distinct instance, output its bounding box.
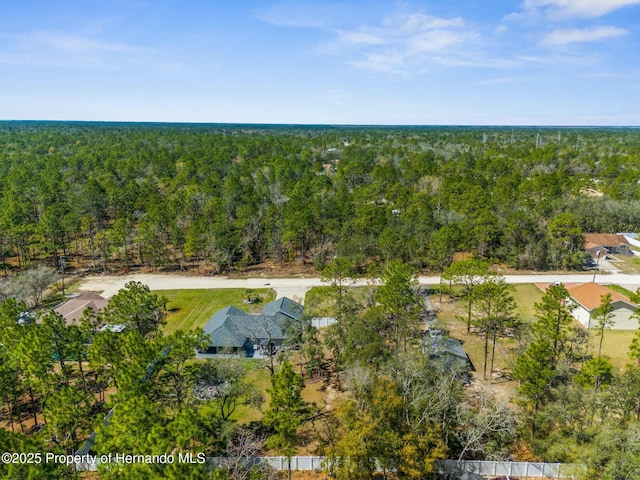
[1,0,640,125]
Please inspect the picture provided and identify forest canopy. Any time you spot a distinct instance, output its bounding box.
[1,121,640,275]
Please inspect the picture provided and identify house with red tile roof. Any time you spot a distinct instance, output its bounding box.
[567,282,637,329]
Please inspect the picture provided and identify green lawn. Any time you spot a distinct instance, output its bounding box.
[227,356,325,425]
[607,284,636,298]
[304,286,334,317]
[512,284,545,323]
[231,361,272,424]
[158,288,275,335]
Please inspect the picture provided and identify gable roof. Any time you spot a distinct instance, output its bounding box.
[584,233,630,248]
[261,297,303,320]
[54,292,108,325]
[567,282,635,311]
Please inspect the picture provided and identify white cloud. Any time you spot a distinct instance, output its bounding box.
[338,31,386,46]
[349,51,408,72]
[0,30,180,73]
[255,2,353,29]
[327,12,479,73]
[35,32,136,54]
[398,13,465,31]
[522,0,640,19]
[541,26,628,45]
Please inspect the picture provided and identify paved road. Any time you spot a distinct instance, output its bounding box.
[79,274,327,302]
[78,272,640,303]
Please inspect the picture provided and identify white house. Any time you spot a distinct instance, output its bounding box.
[567,282,637,330]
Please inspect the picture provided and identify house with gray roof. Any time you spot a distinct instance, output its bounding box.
[260,297,303,320]
[197,297,303,358]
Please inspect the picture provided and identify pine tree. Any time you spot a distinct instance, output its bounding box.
[592,293,614,358]
[472,276,518,381]
[532,283,573,366]
[263,361,310,480]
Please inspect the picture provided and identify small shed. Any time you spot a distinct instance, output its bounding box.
[423,332,475,372]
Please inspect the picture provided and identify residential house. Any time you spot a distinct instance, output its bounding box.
[54,292,108,326]
[584,233,633,257]
[567,282,637,329]
[198,297,303,358]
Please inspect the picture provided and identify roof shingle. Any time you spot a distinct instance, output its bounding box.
[567,282,635,311]
[54,292,108,325]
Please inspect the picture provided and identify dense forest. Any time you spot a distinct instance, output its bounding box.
[2,122,640,479]
[2,122,640,276]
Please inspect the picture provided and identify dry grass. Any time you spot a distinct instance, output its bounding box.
[432,284,548,395]
[304,285,376,317]
[434,283,639,388]
[432,293,518,377]
[587,329,637,369]
[607,253,640,274]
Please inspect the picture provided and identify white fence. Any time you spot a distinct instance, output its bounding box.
[76,455,585,477]
[310,317,336,328]
[211,456,324,471]
[441,460,585,478]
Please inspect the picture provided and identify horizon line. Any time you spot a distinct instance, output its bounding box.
[1,119,639,129]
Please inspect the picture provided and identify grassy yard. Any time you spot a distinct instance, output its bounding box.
[512,284,544,323]
[304,285,375,317]
[158,288,322,431]
[430,294,494,372]
[304,286,334,317]
[587,329,637,369]
[159,288,275,335]
[158,288,322,434]
[429,284,545,376]
[433,283,639,378]
[230,355,328,426]
[238,358,328,456]
[231,361,273,424]
[607,253,640,274]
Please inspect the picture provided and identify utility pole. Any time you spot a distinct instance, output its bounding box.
[592,250,601,283]
[60,257,66,296]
